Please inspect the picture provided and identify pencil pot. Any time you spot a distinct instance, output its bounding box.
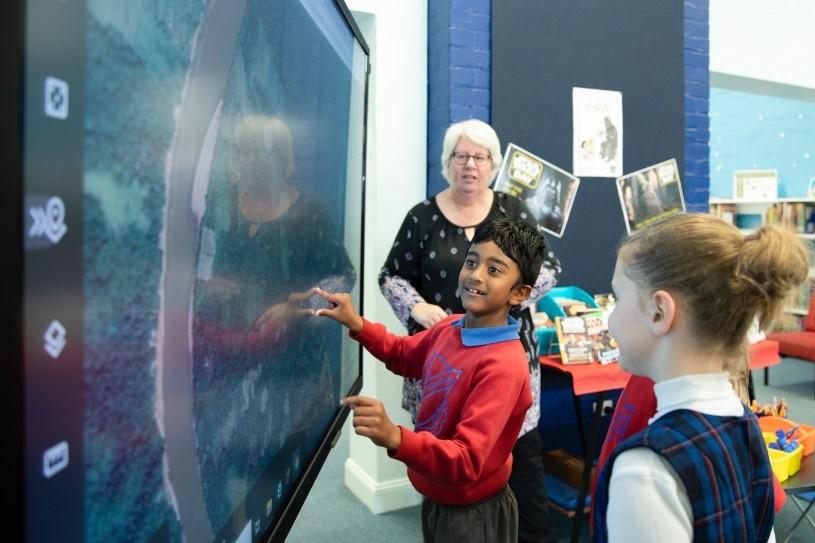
[766,447,790,483]
[757,416,815,456]
[762,432,803,478]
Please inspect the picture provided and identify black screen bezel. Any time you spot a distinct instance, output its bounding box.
[1,0,24,538]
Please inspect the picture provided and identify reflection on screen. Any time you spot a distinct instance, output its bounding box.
[24,1,366,542]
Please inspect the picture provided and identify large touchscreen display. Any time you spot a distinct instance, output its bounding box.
[22,1,367,541]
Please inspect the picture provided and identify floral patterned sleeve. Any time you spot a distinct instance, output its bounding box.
[378,209,425,328]
[520,246,561,311]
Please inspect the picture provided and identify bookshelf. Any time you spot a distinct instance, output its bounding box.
[709,197,815,236]
[709,196,815,322]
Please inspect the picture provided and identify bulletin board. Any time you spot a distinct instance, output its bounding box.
[492,0,686,295]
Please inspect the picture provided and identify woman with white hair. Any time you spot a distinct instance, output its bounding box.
[378,119,560,543]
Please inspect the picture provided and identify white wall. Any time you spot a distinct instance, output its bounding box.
[710,0,815,89]
[342,0,427,514]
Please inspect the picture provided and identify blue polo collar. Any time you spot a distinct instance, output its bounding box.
[452,315,520,346]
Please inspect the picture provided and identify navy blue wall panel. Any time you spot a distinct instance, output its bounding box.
[491,0,686,294]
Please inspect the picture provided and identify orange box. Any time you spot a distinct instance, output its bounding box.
[757,416,815,456]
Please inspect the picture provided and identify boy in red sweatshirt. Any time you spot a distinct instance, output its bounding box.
[315,218,547,542]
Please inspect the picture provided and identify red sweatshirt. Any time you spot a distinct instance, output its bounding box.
[352,315,532,505]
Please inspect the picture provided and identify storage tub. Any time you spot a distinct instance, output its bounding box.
[766,448,790,483]
[762,431,803,478]
[537,286,597,319]
[757,416,814,456]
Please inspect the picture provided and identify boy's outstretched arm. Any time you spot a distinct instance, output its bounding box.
[314,287,364,334]
[342,396,402,452]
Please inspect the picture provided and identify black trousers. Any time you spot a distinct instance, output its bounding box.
[422,485,518,543]
[508,430,556,543]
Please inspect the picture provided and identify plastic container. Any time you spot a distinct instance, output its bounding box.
[766,448,790,483]
[788,442,803,476]
[536,286,598,355]
[537,286,598,319]
[757,416,815,456]
[762,431,803,478]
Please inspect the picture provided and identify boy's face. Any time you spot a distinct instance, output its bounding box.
[458,240,529,327]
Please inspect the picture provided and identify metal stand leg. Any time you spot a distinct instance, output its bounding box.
[782,496,815,543]
[570,391,605,543]
[764,366,769,386]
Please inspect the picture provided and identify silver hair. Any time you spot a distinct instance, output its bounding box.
[440,119,502,184]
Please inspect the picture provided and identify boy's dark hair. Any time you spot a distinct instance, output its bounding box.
[471,218,546,285]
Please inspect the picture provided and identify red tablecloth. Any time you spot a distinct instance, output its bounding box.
[539,340,776,396]
[539,355,630,396]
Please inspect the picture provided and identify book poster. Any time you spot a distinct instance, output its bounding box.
[493,143,580,238]
[616,158,686,234]
[572,87,623,178]
[555,314,619,365]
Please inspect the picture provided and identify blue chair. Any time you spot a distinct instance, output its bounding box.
[783,491,815,543]
[543,474,590,518]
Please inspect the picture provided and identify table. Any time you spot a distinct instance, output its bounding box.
[783,451,815,495]
[780,451,815,542]
[539,355,630,543]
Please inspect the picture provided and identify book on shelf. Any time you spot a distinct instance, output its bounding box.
[709,200,815,234]
[765,202,815,233]
[555,313,619,365]
[709,203,737,225]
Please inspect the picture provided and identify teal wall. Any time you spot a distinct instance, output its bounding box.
[710,84,815,198]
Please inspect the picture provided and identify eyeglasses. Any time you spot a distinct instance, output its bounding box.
[450,152,491,166]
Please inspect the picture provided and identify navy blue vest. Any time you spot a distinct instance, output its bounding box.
[593,409,773,542]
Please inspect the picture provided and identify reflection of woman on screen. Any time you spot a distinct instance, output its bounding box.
[192,115,355,527]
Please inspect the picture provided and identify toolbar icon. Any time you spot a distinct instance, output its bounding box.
[29,196,67,245]
[44,77,69,120]
[43,441,69,478]
[44,320,66,359]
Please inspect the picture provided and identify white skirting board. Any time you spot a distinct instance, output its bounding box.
[344,458,423,514]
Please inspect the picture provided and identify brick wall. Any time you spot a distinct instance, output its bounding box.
[684,0,711,211]
[427,0,491,197]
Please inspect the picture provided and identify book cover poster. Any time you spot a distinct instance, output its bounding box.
[556,316,594,365]
[493,143,580,238]
[583,314,619,364]
[616,158,686,234]
[572,87,623,178]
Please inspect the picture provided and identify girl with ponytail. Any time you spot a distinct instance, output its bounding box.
[592,213,809,543]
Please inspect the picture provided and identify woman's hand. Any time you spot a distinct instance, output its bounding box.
[410,302,448,329]
[341,395,401,451]
[253,290,315,340]
[314,288,364,334]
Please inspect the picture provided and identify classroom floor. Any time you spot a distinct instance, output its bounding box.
[287,357,815,542]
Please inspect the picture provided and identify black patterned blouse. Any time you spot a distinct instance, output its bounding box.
[378,191,561,429]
